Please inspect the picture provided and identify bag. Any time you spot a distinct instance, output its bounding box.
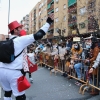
[27,57,38,73]
[0,38,23,63]
[17,76,31,92]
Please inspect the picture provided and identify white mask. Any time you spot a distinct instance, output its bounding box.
[86,45,91,49]
[74,45,78,49]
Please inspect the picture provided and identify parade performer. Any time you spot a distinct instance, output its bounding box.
[0,13,54,100]
[20,30,34,83]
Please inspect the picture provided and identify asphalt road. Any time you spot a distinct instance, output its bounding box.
[0,66,100,100]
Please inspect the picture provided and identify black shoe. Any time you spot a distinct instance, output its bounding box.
[64,73,68,77]
[61,73,67,77]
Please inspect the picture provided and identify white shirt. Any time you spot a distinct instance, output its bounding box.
[27,52,36,64]
[35,46,40,53]
[42,46,47,52]
[0,23,50,69]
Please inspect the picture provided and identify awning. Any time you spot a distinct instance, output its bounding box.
[68,0,76,7]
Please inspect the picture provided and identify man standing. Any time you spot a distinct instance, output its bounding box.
[0,14,54,100]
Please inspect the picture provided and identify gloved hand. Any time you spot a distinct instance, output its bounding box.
[34,13,54,40]
[46,13,54,25]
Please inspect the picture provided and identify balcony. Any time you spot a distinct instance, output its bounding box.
[47,0,54,4]
[68,16,77,26]
[88,15,98,31]
[47,4,54,13]
[47,0,54,10]
[68,6,77,14]
[88,0,96,9]
[48,9,54,14]
[87,0,96,15]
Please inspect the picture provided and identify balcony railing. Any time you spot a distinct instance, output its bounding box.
[68,16,77,26]
[68,6,77,13]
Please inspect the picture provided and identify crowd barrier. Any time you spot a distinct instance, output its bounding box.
[38,52,100,95]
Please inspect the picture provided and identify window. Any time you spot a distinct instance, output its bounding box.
[63,16,66,21]
[44,8,46,11]
[55,18,58,22]
[39,11,41,16]
[80,7,86,15]
[41,3,43,7]
[55,0,59,3]
[63,4,66,9]
[39,4,41,8]
[55,7,58,12]
[44,0,47,4]
[48,9,54,14]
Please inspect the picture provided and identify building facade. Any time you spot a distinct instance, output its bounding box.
[20,14,29,34]
[54,0,68,37]
[22,0,100,39]
[77,0,100,34]
[29,2,40,34]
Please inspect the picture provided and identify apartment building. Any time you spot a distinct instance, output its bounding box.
[29,2,40,35]
[39,0,47,38]
[27,0,100,39]
[29,0,47,35]
[20,14,29,34]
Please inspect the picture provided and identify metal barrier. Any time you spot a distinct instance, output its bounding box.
[38,52,100,95]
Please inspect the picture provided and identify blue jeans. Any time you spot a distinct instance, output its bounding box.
[74,63,82,80]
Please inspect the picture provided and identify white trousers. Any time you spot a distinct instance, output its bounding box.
[0,68,25,96]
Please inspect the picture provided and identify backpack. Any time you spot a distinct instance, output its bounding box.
[0,37,23,63]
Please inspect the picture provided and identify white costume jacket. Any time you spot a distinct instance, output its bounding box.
[0,23,50,70]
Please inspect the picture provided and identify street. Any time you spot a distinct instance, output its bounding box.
[0,66,100,100]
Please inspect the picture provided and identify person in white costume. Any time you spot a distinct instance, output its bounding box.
[0,14,54,100]
[19,30,34,83]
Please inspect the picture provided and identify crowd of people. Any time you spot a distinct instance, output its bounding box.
[32,35,100,96]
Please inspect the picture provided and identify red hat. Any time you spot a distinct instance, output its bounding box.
[20,30,26,36]
[8,21,23,32]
